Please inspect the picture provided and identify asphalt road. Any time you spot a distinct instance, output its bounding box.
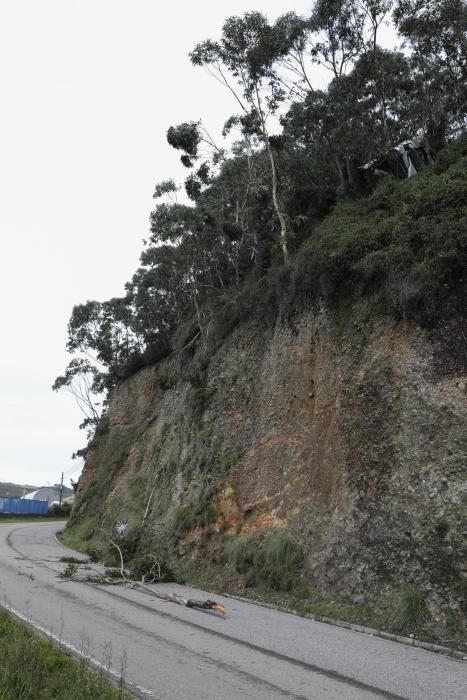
[0,522,465,700]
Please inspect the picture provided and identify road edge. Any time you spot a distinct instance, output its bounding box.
[0,600,155,699]
[221,593,467,662]
[53,522,467,664]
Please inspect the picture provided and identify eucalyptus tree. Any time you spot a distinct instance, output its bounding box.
[330,48,414,155]
[64,297,143,374]
[198,140,271,281]
[52,358,104,437]
[124,261,183,346]
[393,0,467,145]
[152,178,180,202]
[272,2,393,88]
[190,12,292,265]
[146,196,235,331]
[167,120,225,200]
[53,297,142,437]
[309,0,367,78]
[271,2,396,189]
[267,12,315,100]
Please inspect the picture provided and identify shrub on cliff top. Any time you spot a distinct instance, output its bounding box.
[194,135,467,359]
[293,134,467,318]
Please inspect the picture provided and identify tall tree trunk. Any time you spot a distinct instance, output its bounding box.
[254,84,289,266]
[266,140,289,266]
[324,136,345,190]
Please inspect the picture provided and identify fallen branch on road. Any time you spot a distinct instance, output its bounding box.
[57,560,226,615]
[132,582,226,615]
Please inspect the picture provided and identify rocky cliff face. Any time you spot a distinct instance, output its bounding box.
[70,301,467,633]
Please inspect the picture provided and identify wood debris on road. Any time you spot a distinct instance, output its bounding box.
[133,582,226,615]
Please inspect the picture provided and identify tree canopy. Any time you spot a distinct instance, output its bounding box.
[55,1,466,443]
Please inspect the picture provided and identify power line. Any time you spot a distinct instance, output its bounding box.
[63,464,83,479]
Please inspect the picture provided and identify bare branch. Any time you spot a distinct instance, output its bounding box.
[110,540,127,579]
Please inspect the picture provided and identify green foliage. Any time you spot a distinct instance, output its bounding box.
[172,317,201,351]
[198,266,290,360]
[61,518,101,561]
[48,503,72,518]
[224,532,304,592]
[455,577,467,614]
[155,371,176,391]
[263,531,304,569]
[52,358,105,439]
[294,136,467,318]
[393,1,466,144]
[153,179,179,200]
[71,517,97,542]
[64,517,143,570]
[57,3,466,461]
[393,586,427,633]
[224,536,257,573]
[167,122,201,166]
[59,556,86,564]
[103,567,124,579]
[169,495,216,540]
[115,525,142,562]
[128,476,145,503]
[67,431,136,533]
[185,369,206,388]
[85,547,101,564]
[190,386,217,420]
[59,562,78,579]
[0,514,67,523]
[220,450,242,471]
[432,133,467,174]
[129,555,176,583]
[65,298,144,376]
[0,608,129,699]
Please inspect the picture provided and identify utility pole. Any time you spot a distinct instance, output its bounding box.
[59,471,64,506]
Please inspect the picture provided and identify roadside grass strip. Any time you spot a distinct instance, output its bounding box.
[0,606,132,699]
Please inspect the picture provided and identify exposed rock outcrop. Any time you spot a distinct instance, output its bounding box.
[70,301,467,634]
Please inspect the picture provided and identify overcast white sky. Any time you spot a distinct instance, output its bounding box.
[0,1,397,488]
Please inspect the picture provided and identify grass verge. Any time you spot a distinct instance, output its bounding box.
[0,607,132,699]
[0,516,68,524]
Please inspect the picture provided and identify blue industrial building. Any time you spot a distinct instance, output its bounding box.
[0,497,48,515]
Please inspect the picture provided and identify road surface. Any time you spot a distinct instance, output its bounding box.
[0,521,465,699]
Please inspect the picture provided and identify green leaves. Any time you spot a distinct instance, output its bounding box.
[393,0,467,142]
[296,135,467,314]
[167,122,201,165]
[152,179,179,200]
[56,4,466,451]
[191,12,285,109]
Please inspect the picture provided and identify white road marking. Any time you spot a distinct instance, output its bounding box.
[0,600,157,699]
